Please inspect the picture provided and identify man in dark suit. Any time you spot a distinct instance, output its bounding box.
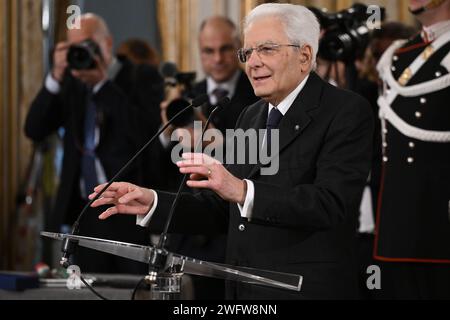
[25,14,164,273]
[91,3,373,299]
[194,16,258,134]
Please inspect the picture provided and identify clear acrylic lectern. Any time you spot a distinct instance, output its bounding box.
[41,232,303,299]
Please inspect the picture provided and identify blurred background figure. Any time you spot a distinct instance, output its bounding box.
[24,13,164,274]
[193,16,258,134]
[116,38,160,67]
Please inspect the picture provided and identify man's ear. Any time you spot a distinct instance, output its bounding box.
[299,45,313,71]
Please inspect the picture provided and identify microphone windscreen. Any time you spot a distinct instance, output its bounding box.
[191,94,209,108]
[215,96,231,110]
[166,98,194,128]
[160,61,178,78]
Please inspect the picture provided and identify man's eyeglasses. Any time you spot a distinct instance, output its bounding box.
[237,43,301,63]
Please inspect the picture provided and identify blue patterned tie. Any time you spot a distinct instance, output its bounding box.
[266,108,283,156]
[212,87,229,101]
[81,92,98,197]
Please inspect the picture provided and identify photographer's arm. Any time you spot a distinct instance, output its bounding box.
[24,42,70,142]
[24,84,66,142]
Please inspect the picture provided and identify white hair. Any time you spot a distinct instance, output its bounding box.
[243,3,320,65]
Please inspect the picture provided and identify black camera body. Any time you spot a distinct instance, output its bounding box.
[311,3,385,63]
[160,62,197,99]
[67,39,102,70]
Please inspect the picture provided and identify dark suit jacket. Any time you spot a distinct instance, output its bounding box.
[25,58,164,238]
[193,70,258,134]
[150,72,374,299]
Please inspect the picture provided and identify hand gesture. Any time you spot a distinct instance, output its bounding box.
[177,153,247,205]
[89,182,155,220]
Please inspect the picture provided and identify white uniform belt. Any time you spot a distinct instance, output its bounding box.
[383,69,450,97]
[378,95,450,143]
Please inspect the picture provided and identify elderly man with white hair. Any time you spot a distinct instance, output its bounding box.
[90,4,373,299]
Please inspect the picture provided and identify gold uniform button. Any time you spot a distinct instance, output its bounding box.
[409,142,415,149]
[420,97,427,104]
[238,224,245,232]
[415,111,422,119]
[407,157,414,164]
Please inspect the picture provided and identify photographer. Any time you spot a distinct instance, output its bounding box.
[24,13,164,273]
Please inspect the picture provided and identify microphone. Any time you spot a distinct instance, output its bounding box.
[160,62,178,86]
[59,93,209,268]
[145,97,231,279]
[160,61,178,78]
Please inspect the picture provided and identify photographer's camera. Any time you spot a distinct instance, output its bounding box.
[67,39,101,70]
[311,3,385,63]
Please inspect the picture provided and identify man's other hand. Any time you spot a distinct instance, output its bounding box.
[89,182,155,220]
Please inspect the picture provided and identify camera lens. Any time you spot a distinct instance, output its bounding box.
[67,40,100,70]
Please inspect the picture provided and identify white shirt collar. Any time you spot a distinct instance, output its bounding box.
[422,20,450,42]
[108,57,121,80]
[206,69,241,104]
[268,74,310,116]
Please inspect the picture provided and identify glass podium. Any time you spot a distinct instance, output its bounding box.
[41,232,303,299]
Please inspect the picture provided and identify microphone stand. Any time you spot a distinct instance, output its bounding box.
[60,94,209,268]
[145,97,231,283]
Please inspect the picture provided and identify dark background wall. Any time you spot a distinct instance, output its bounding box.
[78,0,160,53]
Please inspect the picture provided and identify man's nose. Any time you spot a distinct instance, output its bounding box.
[212,51,224,63]
[246,49,262,68]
